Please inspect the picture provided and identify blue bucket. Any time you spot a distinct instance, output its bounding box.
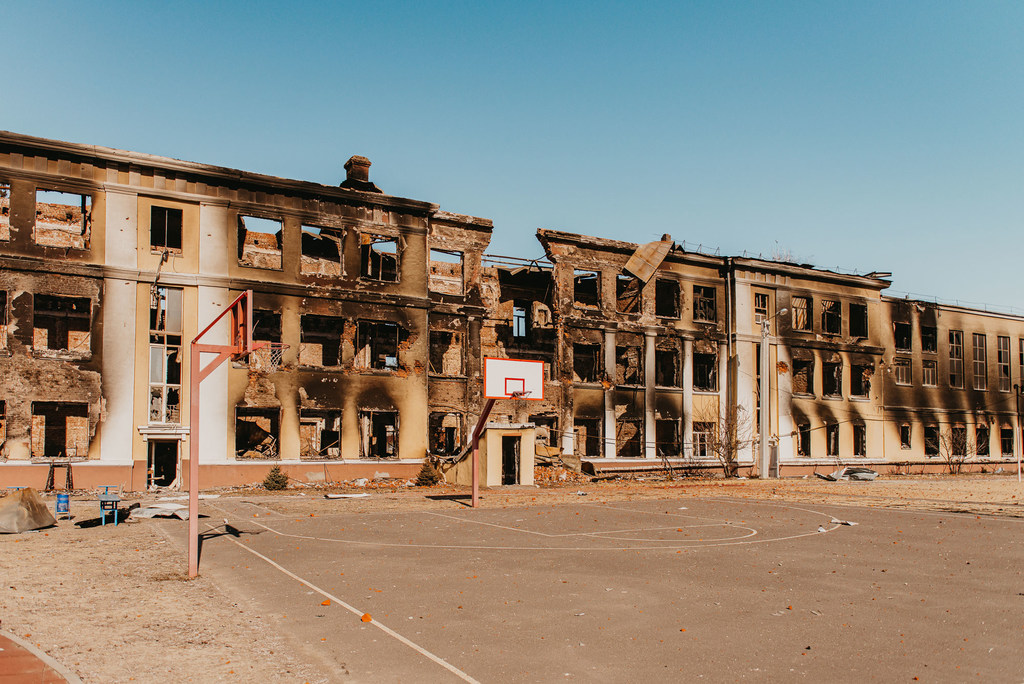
[56,493,70,515]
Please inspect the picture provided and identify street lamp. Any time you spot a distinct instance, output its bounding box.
[759,307,788,478]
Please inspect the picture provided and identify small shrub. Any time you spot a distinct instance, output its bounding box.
[416,461,443,486]
[263,465,289,490]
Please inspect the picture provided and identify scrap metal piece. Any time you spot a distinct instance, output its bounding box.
[623,237,673,282]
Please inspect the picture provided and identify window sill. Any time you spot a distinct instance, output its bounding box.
[33,350,91,361]
[358,277,401,285]
[237,262,284,272]
[822,394,844,401]
[428,373,467,380]
[850,395,870,402]
[693,389,719,395]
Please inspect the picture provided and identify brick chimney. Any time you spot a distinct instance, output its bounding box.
[341,155,382,193]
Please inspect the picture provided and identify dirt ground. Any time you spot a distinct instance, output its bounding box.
[1,471,1021,683]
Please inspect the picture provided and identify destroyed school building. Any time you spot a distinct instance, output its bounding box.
[1,130,1022,490]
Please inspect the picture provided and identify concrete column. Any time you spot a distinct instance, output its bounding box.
[197,286,232,464]
[776,344,794,464]
[199,204,230,277]
[604,328,617,458]
[682,339,694,458]
[644,330,656,459]
[719,342,731,457]
[99,278,137,465]
[103,189,138,270]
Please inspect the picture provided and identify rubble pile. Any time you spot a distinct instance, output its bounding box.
[534,465,591,486]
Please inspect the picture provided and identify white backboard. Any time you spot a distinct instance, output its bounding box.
[483,357,545,400]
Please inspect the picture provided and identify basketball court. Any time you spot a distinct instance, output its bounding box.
[160,494,1024,682]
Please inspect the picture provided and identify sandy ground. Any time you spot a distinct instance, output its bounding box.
[1,472,1021,682]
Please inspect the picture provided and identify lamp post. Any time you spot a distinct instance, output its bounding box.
[759,308,788,479]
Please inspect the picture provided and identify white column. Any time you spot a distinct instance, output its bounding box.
[197,286,232,464]
[644,331,657,458]
[682,339,694,458]
[99,278,137,465]
[604,329,617,458]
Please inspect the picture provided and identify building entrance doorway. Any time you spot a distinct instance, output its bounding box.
[148,440,178,488]
[502,436,520,485]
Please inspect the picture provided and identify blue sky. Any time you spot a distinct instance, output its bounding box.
[2,1,1021,311]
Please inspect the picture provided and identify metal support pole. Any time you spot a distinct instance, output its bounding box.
[187,345,201,578]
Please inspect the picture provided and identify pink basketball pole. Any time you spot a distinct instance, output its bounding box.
[188,291,253,578]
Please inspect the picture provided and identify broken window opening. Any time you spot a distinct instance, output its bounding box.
[34,294,91,355]
[972,333,987,391]
[655,419,680,457]
[853,424,866,457]
[654,349,680,387]
[429,249,464,295]
[530,414,558,447]
[615,345,643,386]
[951,426,967,456]
[359,410,398,459]
[0,181,10,241]
[921,326,938,353]
[949,330,964,388]
[300,315,344,367]
[573,270,600,309]
[900,424,912,450]
[922,360,937,386]
[512,304,528,339]
[924,425,939,456]
[754,292,769,325]
[616,274,642,314]
[826,423,839,457]
[249,310,283,372]
[429,412,463,456]
[360,233,399,282]
[572,344,602,383]
[693,285,717,323]
[300,225,343,277]
[31,402,89,459]
[997,336,1010,392]
[893,322,912,351]
[34,189,91,250]
[655,279,680,318]
[429,330,463,376]
[299,409,342,460]
[150,206,183,252]
[149,287,183,424]
[976,425,989,456]
[356,320,400,370]
[791,296,811,331]
[693,422,714,458]
[615,418,643,457]
[1001,427,1014,456]
[821,300,841,335]
[237,215,282,270]
[792,358,814,396]
[850,363,872,397]
[849,303,868,338]
[796,422,811,456]
[693,352,718,392]
[574,418,602,457]
[822,361,843,397]
[235,407,280,460]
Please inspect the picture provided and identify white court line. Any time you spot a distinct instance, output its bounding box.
[205,522,481,684]
[423,510,731,538]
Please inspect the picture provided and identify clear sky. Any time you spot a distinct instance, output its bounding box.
[2,1,1021,311]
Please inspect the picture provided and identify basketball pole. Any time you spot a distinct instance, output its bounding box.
[470,398,497,508]
[188,290,253,578]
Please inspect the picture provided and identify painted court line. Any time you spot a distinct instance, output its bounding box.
[205,522,481,684]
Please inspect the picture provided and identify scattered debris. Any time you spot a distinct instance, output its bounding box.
[0,488,57,533]
[815,467,878,482]
[131,503,189,520]
[325,493,371,499]
[829,518,859,526]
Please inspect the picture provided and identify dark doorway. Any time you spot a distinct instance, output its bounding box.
[501,436,520,485]
[148,440,178,488]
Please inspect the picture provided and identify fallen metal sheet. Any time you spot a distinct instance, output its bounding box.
[0,488,57,533]
[820,467,878,482]
[623,239,673,282]
[131,503,189,520]
[325,493,371,499]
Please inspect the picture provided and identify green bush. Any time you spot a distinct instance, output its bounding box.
[416,461,443,486]
[263,465,289,490]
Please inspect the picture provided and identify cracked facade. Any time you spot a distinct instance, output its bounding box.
[1,131,1022,489]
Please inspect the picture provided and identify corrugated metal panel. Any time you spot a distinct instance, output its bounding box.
[623,239,672,282]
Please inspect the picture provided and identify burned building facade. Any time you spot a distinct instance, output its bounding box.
[0,131,1021,488]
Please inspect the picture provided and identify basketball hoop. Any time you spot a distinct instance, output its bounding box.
[250,342,289,373]
[510,390,532,419]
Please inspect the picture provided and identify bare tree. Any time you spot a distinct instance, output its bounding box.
[938,426,973,475]
[691,403,755,478]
